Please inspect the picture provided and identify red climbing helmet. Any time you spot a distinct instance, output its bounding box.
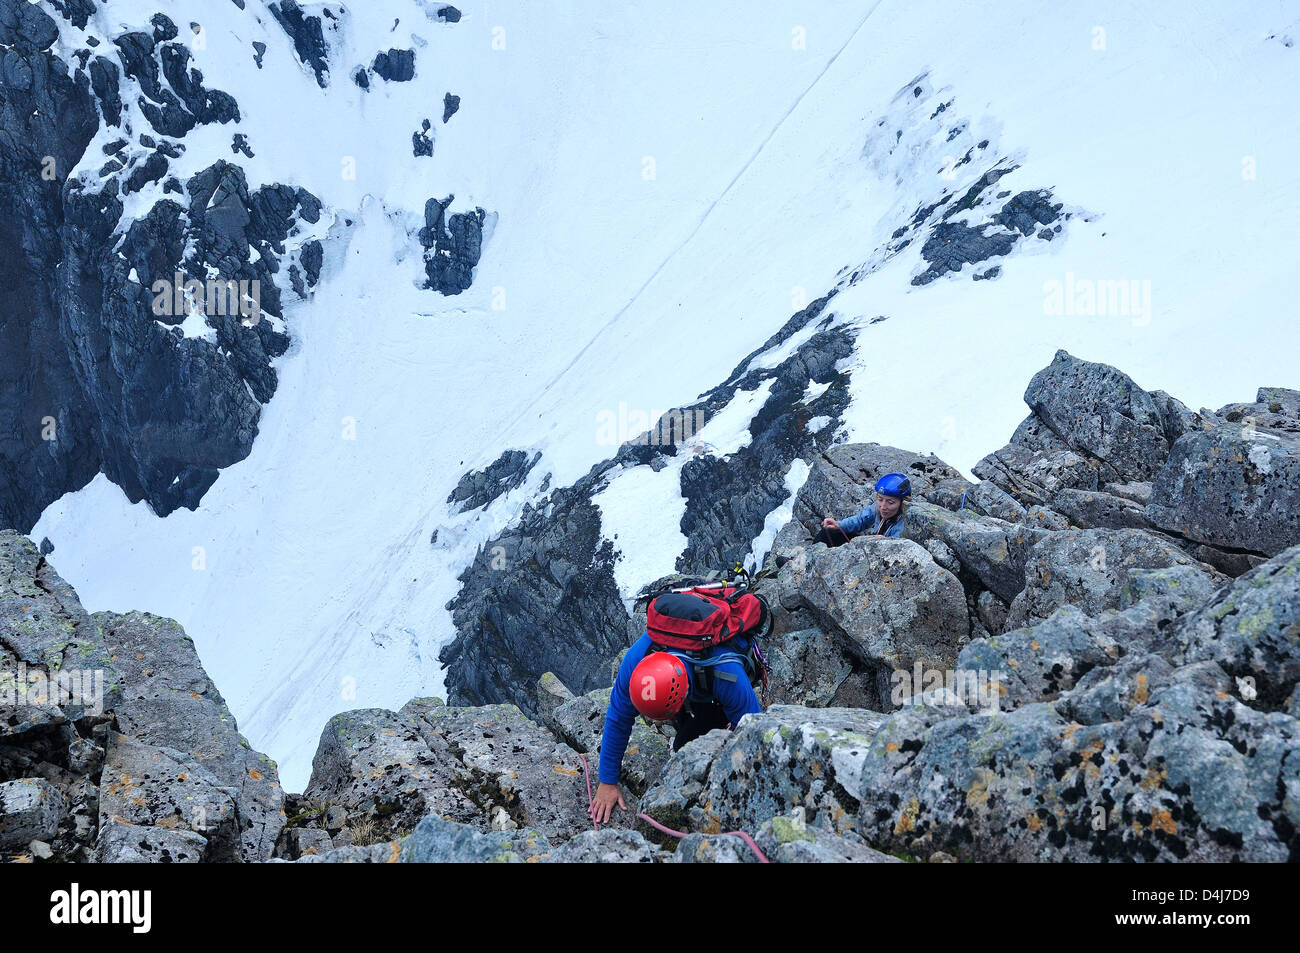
[630,652,689,721]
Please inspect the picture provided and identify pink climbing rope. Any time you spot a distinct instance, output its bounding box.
[577,753,769,863]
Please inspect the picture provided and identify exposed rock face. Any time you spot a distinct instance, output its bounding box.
[441,491,629,713]
[419,194,486,294]
[665,831,757,863]
[544,827,665,863]
[268,0,330,87]
[640,707,889,837]
[900,501,1048,604]
[1,0,324,530]
[371,48,415,82]
[1023,349,1176,482]
[97,732,244,862]
[778,536,970,708]
[0,778,65,850]
[1,0,105,533]
[1146,425,1300,557]
[973,412,1104,506]
[400,813,550,863]
[92,610,285,861]
[446,449,540,512]
[0,531,281,862]
[1175,545,1300,711]
[95,818,207,863]
[910,182,1066,286]
[857,76,1069,290]
[1004,528,1224,628]
[303,699,596,844]
[973,350,1221,513]
[1048,488,1152,531]
[754,815,902,863]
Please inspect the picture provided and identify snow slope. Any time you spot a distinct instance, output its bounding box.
[33,0,1300,790]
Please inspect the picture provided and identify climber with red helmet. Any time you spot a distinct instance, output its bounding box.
[816,472,912,545]
[589,630,763,824]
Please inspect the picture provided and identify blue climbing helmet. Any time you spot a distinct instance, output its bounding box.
[874,473,912,500]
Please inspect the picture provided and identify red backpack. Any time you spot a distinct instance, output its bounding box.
[645,584,766,651]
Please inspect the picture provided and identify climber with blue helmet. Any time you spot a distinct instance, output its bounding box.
[815,472,912,544]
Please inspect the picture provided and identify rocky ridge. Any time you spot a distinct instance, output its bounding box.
[4,349,1298,861]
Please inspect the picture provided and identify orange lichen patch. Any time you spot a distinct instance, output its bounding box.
[626,745,639,757]
[1026,812,1043,832]
[1080,740,1105,778]
[526,854,543,863]
[894,797,921,835]
[886,742,899,753]
[552,765,579,777]
[1140,764,1168,792]
[386,842,402,863]
[1149,810,1177,835]
[111,815,133,825]
[811,762,823,777]
[1007,659,1019,669]
[191,693,203,699]
[965,770,993,811]
[1030,639,1040,651]
[248,768,263,782]
[1041,568,1051,585]
[155,816,181,830]
[1132,819,1144,836]
[1063,723,1082,742]
[1215,691,1229,700]
[1129,673,1149,705]
[136,653,144,660]
[177,772,187,781]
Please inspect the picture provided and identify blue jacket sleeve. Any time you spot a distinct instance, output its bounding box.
[597,634,653,785]
[712,659,764,727]
[838,502,877,536]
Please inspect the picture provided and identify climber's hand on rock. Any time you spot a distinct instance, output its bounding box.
[590,782,626,824]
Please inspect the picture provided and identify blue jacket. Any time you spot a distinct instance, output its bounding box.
[837,501,905,538]
[598,632,762,785]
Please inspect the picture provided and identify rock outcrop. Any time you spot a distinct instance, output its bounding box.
[6,342,1298,862]
[0,531,282,862]
[0,0,325,530]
